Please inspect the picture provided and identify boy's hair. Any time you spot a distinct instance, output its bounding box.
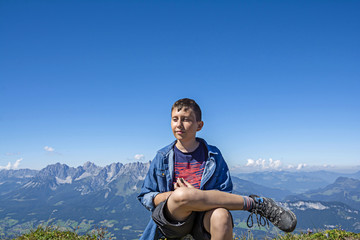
[171,98,202,121]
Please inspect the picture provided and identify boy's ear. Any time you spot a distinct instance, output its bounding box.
[197,121,204,131]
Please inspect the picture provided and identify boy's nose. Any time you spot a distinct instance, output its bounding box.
[176,120,183,127]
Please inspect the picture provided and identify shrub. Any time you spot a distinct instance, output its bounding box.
[13,226,108,240]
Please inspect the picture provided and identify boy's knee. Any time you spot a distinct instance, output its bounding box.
[210,208,232,228]
[168,187,195,206]
[207,208,233,239]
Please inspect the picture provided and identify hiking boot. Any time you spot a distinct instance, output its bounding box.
[247,195,297,232]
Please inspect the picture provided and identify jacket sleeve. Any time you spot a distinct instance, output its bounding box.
[215,151,233,193]
[137,154,161,212]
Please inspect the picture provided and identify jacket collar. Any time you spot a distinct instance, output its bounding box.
[158,137,218,157]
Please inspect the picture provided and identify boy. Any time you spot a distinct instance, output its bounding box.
[138,98,296,240]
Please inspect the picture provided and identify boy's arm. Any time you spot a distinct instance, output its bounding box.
[137,156,162,211]
[153,177,194,206]
[153,191,173,207]
[215,150,233,193]
[152,177,194,206]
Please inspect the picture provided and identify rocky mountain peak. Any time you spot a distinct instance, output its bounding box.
[82,161,101,175]
[40,163,70,178]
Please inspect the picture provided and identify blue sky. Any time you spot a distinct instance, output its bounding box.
[0,1,359,171]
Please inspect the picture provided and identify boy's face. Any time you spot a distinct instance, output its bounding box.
[171,107,203,142]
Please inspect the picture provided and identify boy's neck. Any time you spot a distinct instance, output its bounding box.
[175,139,199,153]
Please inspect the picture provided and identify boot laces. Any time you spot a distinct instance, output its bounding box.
[246,198,282,229]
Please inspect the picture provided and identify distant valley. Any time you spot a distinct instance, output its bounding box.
[0,162,360,239]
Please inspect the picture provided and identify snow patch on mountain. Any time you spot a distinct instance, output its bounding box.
[284,201,329,210]
[75,172,93,181]
[23,181,40,188]
[107,171,116,182]
[55,176,72,184]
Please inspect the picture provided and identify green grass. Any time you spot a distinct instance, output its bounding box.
[12,226,109,240]
[234,228,360,240]
[11,226,360,240]
[274,229,360,240]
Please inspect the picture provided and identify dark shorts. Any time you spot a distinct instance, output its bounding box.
[152,199,233,240]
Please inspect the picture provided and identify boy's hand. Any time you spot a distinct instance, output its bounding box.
[174,178,195,189]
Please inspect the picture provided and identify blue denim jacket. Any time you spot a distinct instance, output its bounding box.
[137,138,233,240]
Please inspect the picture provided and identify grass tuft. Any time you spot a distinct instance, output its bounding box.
[273,228,360,240]
[12,225,109,240]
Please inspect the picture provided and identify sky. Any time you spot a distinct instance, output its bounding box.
[0,1,359,172]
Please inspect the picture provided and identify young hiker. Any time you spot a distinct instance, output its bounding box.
[138,98,297,240]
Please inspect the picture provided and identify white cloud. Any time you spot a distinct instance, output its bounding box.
[245,158,283,170]
[13,158,22,169]
[245,159,255,166]
[269,158,282,168]
[242,158,308,172]
[0,162,11,170]
[0,158,22,170]
[296,163,307,170]
[134,154,145,160]
[44,146,55,152]
[285,163,308,170]
[232,159,360,173]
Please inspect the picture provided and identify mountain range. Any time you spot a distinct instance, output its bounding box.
[0,162,360,239]
[233,170,360,194]
[286,177,360,210]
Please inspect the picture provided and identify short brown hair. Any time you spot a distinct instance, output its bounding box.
[171,98,202,121]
